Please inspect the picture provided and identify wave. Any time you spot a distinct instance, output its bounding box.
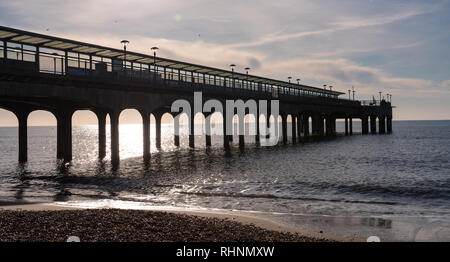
[177,191,400,206]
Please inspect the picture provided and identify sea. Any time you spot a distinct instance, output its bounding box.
[0,120,449,241]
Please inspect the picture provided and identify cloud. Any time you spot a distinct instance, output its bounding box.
[226,8,434,49]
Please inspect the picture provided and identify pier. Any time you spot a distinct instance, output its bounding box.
[0,26,393,164]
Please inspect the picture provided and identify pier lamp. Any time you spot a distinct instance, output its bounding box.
[379,91,382,101]
[230,64,236,88]
[323,84,327,90]
[151,46,159,77]
[348,89,351,100]
[151,46,159,60]
[296,78,301,85]
[121,40,129,73]
[288,76,292,83]
[352,86,355,100]
[329,85,333,91]
[245,67,250,89]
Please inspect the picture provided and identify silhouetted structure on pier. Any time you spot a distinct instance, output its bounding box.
[0,26,393,164]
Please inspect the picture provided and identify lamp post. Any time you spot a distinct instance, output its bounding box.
[296,78,300,85]
[352,86,355,101]
[348,89,351,100]
[288,76,292,83]
[329,85,333,91]
[230,64,236,88]
[121,40,129,75]
[151,46,159,79]
[323,84,327,89]
[379,91,382,101]
[245,67,250,90]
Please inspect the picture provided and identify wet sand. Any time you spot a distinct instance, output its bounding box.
[0,203,340,242]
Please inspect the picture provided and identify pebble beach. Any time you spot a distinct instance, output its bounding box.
[0,209,332,242]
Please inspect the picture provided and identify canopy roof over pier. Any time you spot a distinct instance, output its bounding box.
[0,25,344,96]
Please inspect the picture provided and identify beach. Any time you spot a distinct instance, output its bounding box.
[0,203,337,242]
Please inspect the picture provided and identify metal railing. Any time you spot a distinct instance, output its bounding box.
[1,45,360,107]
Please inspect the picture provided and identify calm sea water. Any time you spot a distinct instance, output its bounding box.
[0,120,449,241]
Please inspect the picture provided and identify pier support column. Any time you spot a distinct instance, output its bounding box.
[238,133,244,148]
[223,112,230,150]
[291,115,297,143]
[110,111,120,165]
[349,117,353,135]
[96,111,107,160]
[345,118,349,135]
[255,109,260,144]
[362,116,369,134]
[155,113,162,149]
[303,116,310,137]
[332,117,336,136]
[312,115,320,136]
[173,113,180,147]
[370,115,377,134]
[17,110,29,163]
[297,114,302,141]
[387,116,392,133]
[205,113,212,147]
[318,116,325,137]
[379,115,386,134]
[57,109,73,162]
[189,111,195,148]
[281,115,288,144]
[325,116,332,136]
[141,111,151,161]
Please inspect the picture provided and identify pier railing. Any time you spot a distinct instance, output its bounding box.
[0,44,359,107]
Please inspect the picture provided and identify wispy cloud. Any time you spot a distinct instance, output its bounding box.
[227,8,434,49]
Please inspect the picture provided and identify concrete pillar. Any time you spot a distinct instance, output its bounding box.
[281,115,288,144]
[17,110,29,163]
[205,113,212,147]
[362,116,369,134]
[332,117,336,136]
[345,118,349,135]
[379,115,386,134]
[387,116,392,133]
[297,115,302,139]
[57,118,64,159]
[142,112,150,161]
[110,111,120,165]
[173,114,180,147]
[291,116,297,143]
[97,111,107,160]
[349,117,353,135]
[223,112,230,150]
[318,116,325,137]
[189,110,195,148]
[370,115,377,134]
[303,116,310,137]
[255,111,260,143]
[312,115,320,136]
[265,115,270,139]
[238,114,244,148]
[155,114,162,149]
[238,133,244,148]
[57,109,73,162]
[325,117,332,136]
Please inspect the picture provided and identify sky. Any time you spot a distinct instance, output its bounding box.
[0,0,449,126]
